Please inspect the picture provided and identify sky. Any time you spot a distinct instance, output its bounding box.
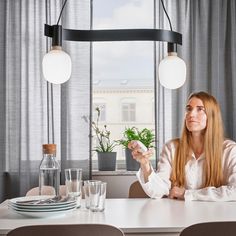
[92,0,155,85]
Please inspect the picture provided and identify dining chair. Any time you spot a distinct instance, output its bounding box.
[180,221,236,236]
[26,185,67,196]
[128,180,149,198]
[7,224,124,236]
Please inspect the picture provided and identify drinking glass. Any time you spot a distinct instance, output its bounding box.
[98,182,107,212]
[88,181,107,212]
[83,180,101,209]
[65,168,82,208]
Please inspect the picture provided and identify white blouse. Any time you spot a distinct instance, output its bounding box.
[137,139,236,201]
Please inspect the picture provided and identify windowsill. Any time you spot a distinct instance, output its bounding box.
[92,170,138,176]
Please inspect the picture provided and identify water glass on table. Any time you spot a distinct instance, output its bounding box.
[98,182,107,212]
[83,180,101,209]
[65,168,82,208]
[88,181,107,212]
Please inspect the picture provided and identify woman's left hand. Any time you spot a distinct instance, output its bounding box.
[169,186,185,200]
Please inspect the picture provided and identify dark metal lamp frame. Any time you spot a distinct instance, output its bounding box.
[44,24,182,49]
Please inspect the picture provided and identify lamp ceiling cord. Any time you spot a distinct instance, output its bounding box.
[160,0,173,31]
[160,0,176,54]
[56,0,68,25]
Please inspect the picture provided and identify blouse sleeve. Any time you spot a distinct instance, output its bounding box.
[185,141,236,201]
[136,141,175,198]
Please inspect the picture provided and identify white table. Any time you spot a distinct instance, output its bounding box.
[1,198,236,236]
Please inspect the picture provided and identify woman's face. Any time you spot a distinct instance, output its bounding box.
[185,97,207,133]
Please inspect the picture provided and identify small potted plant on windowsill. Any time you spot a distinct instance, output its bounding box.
[92,107,117,171]
[117,127,155,171]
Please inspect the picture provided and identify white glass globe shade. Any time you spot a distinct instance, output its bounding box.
[158,53,186,89]
[42,47,72,84]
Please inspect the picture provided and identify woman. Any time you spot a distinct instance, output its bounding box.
[129,91,236,201]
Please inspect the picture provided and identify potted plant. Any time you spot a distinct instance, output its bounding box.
[117,127,155,171]
[92,107,117,171]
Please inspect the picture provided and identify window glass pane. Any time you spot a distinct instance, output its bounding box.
[92,0,155,166]
[122,103,136,122]
[93,0,154,29]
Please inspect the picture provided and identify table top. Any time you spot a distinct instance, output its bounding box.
[1,198,236,235]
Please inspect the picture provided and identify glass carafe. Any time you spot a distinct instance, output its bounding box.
[39,144,60,196]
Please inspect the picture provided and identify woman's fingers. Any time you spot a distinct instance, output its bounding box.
[128,141,154,165]
[132,149,153,164]
[128,140,139,150]
[169,186,185,200]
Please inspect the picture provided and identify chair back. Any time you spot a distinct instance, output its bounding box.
[128,181,149,198]
[180,221,236,236]
[7,224,124,236]
[26,185,66,196]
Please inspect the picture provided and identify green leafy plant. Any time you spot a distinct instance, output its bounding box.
[117,127,155,149]
[92,107,117,152]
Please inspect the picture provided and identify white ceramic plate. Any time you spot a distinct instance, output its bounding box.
[10,206,76,218]
[9,196,76,209]
[9,201,76,210]
[9,202,77,212]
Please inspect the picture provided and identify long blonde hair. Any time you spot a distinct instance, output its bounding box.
[171,91,224,188]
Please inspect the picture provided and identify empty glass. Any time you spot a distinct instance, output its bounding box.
[88,181,107,212]
[98,182,107,212]
[83,180,101,209]
[65,168,82,208]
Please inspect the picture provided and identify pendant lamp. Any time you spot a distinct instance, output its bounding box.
[42,2,71,84]
[43,0,186,89]
[42,46,71,84]
[159,43,186,89]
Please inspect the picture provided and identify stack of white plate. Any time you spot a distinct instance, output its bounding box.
[8,195,77,218]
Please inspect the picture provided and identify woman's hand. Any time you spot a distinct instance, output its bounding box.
[128,141,154,182]
[169,186,185,200]
[128,140,153,165]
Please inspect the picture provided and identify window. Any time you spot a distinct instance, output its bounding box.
[122,103,136,122]
[92,0,155,168]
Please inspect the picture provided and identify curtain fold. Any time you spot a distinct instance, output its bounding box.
[60,0,91,182]
[0,0,6,201]
[155,0,175,161]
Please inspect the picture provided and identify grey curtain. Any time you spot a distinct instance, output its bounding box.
[173,0,236,140]
[0,0,91,202]
[155,0,236,161]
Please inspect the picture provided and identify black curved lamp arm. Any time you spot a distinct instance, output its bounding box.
[44,24,182,45]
